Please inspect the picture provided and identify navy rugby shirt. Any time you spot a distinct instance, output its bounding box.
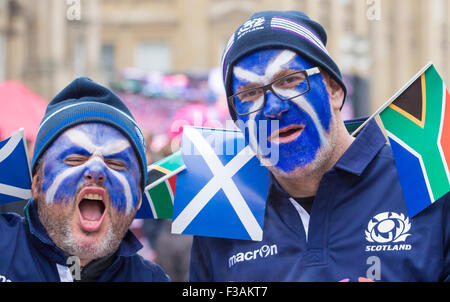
[189,118,450,282]
[0,199,170,282]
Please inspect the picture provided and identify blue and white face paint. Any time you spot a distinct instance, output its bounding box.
[232,49,333,174]
[40,123,141,215]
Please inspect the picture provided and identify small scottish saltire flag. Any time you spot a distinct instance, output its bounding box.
[136,152,185,219]
[0,129,32,204]
[171,126,269,241]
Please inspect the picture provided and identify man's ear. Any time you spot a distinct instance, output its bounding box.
[136,194,142,211]
[31,172,41,200]
[322,71,345,110]
[31,159,45,200]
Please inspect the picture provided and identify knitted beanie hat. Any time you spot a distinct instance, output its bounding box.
[31,77,147,190]
[221,10,347,120]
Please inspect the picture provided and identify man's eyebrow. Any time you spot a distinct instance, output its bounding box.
[64,128,96,154]
[236,82,264,93]
[270,68,298,81]
[101,139,131,157]
[103,147,134,161]
[56,145,91,161]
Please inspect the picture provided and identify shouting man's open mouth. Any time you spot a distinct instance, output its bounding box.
[77,187,108,233]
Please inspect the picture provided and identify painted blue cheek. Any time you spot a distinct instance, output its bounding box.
[52,173,84,204]
[304,77,332,131]
[283,55,332,132]
[104,169,140,213]
[278,115,321,172]
[258,108,321,172]
[41,162,85,204]
[233,98,256,116]
[41,168,58,194]
[41,161,73,199]
[103,173,128,212]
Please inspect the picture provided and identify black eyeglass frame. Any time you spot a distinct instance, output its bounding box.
[229,67,321,116]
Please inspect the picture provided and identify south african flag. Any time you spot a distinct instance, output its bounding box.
[379,63,450,217]
[135,152,186,219]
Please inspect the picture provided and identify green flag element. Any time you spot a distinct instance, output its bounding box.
[135,152,186,219]
[378,63,450,217]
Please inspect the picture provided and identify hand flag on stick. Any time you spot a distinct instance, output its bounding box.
[135,151,186,219]
[171,126,269,241]
[353,63,450,217]
[0,129,32,204]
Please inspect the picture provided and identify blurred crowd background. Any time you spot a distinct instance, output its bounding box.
[0,0,450,281]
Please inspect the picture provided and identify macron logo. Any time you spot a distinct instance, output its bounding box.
[228,244,278,268]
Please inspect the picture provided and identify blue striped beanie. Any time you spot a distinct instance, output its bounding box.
[31,77,148,190]
[221,10,347,120]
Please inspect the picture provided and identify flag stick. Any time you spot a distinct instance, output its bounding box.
[351,61,433,137]
[19,128,32,181]
[145,164,186,191]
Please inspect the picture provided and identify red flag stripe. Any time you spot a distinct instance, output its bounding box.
[168,175,177,194]
[439,88,450,176]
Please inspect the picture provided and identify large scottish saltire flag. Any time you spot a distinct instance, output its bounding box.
[171,126,269,241]
[0,129,32,204]
[135,152,185,219]
[378,63,450,217]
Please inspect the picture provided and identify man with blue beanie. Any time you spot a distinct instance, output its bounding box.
[189,10,450,282]
[0,77,170,281]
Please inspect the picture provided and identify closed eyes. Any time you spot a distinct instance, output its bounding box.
[64,154,127,171]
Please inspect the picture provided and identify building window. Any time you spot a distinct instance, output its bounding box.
[0,34,5,82]
[101,43,115,82]
[73,38,86,77]
[134,42,171,73]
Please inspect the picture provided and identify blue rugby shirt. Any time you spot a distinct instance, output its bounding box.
[189,118,450,282]
[0,199,170,282]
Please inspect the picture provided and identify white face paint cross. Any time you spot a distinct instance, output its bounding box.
[44,127,136,214]
[64,128,131,157]
[233,50,297,84]
[232,49,328,152]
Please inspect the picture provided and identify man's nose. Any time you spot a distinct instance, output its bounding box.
[83,161,107,184]
[262,90,289,119]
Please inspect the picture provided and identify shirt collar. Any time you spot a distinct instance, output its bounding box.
[268,118,387,196]
[334,118,387,176]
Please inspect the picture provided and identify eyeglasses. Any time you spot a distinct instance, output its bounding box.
[229,67,320,116]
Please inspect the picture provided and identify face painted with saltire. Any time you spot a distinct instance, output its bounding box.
[232,49,333,174]
[35,122,141,261]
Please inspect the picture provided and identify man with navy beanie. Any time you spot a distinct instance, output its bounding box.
[189,10,450,282]
[0,77,170,281]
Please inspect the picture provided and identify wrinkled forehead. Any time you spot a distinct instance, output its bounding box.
[54,122,132,152]
[233,48,314,78]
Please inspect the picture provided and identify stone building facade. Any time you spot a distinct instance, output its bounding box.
[0,0,449,114]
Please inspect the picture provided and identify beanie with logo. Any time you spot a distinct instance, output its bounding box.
[221,10,347,120]
[31,77,148,190]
